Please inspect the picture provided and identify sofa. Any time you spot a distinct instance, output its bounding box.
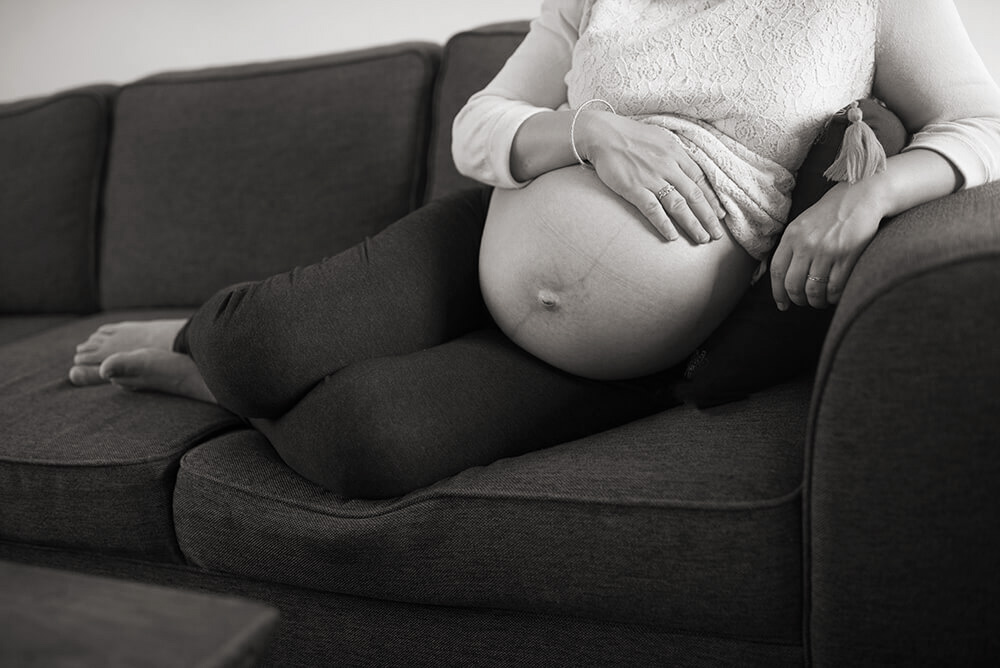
[2,20,999,667]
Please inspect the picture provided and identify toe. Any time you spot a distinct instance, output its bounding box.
[99,353,128,380]
[100,350,147,380]
[68,365,106,386]
[74,350,103,365]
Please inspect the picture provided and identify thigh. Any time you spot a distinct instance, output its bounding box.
[252,327,678,499]
[181,186,494,418]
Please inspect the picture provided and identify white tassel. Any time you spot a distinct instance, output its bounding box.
[823,101,887,184]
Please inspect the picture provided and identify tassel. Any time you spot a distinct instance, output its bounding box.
[823,101,887,184]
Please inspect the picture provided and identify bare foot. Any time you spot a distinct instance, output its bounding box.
[70,319,187,386]
[98,348,216,404]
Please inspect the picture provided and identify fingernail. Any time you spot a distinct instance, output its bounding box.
[777,302,788,312]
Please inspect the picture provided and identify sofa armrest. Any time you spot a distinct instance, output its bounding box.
[804,181,1000,666]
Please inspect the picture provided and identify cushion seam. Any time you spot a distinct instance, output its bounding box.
[0,91,108,121]
[121,45,437,92]
[0,418,244,467]
[178,460,804,519]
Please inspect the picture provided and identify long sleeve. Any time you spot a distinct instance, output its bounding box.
[451,0,583,189]
[875,0,1000,188]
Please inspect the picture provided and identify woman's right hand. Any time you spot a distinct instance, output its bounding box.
[575,110,726,243]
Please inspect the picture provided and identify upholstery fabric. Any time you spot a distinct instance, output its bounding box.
[424,22,528,203]
[0,316,77,346]
[806,184,1000,666]
[0,542,804,668]
[100,44,440,308]
[0,86,115,314]
[0,311,244,561]
[175,378,811,644]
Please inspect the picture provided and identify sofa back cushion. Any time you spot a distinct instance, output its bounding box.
[423,22,529,203]
[0,86,115,314]
[100,44,439,309]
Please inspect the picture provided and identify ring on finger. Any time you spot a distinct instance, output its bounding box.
[806,274,829,283]
[656,183,676,200]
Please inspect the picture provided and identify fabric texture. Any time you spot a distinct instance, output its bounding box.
[805,181,1000,665]
[99,44,440,309]
[680,99,909,407]
[0,316,77,347]
[0,542,804,668]
[0,86,115,314]
[453,0,1000,260]
[455,0,879,259]
[0,310,244,561]
[174,377,810,644]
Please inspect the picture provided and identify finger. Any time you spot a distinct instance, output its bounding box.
[783,253,812,308]
[655,182,711,244]
[677,157,726,226]
[826,250,862,305]
[668,173,724,242]
[770,244,793,311]
[804,259,835,309]
[632,189,680,241]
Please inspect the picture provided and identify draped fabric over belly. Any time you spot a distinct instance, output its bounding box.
[564,0,877,259]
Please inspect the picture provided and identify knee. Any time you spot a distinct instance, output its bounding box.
[187,282,290,417]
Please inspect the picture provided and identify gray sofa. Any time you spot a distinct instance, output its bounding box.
[2,21,999,667]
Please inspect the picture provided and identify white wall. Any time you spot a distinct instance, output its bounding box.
[0,0,997,104]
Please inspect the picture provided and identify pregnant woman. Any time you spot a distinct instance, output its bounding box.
[70,0,1000,498]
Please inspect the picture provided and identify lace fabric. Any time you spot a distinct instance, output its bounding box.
[565,0,877,259]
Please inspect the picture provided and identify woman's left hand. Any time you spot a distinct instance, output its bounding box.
[770,181,885,310]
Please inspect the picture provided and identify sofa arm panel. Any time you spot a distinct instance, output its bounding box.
[805,182,1000,665]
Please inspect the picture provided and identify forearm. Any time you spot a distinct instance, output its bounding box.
[509,107,633,183]
[856,148,963,220]
[509,110,577,182]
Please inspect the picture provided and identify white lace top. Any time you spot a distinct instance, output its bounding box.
[453,0,1000,259]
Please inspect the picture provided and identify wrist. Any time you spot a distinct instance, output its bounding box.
[570,99,617,166]
[573,111,600,163]
[838,172,894,221]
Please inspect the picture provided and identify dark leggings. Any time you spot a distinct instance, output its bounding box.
[175,187,675,498]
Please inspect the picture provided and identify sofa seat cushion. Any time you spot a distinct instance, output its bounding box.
[0,311,244,562]
[174,378,810,644]
[0,315,79,346]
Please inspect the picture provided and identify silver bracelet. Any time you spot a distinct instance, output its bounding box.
[570,98,617,169]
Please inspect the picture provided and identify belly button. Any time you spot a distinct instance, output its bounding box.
[537,289,560,310]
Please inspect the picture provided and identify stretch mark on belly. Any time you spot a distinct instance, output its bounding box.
[537,289,560,310]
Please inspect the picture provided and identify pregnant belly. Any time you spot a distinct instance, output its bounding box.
[479,166,756,380]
